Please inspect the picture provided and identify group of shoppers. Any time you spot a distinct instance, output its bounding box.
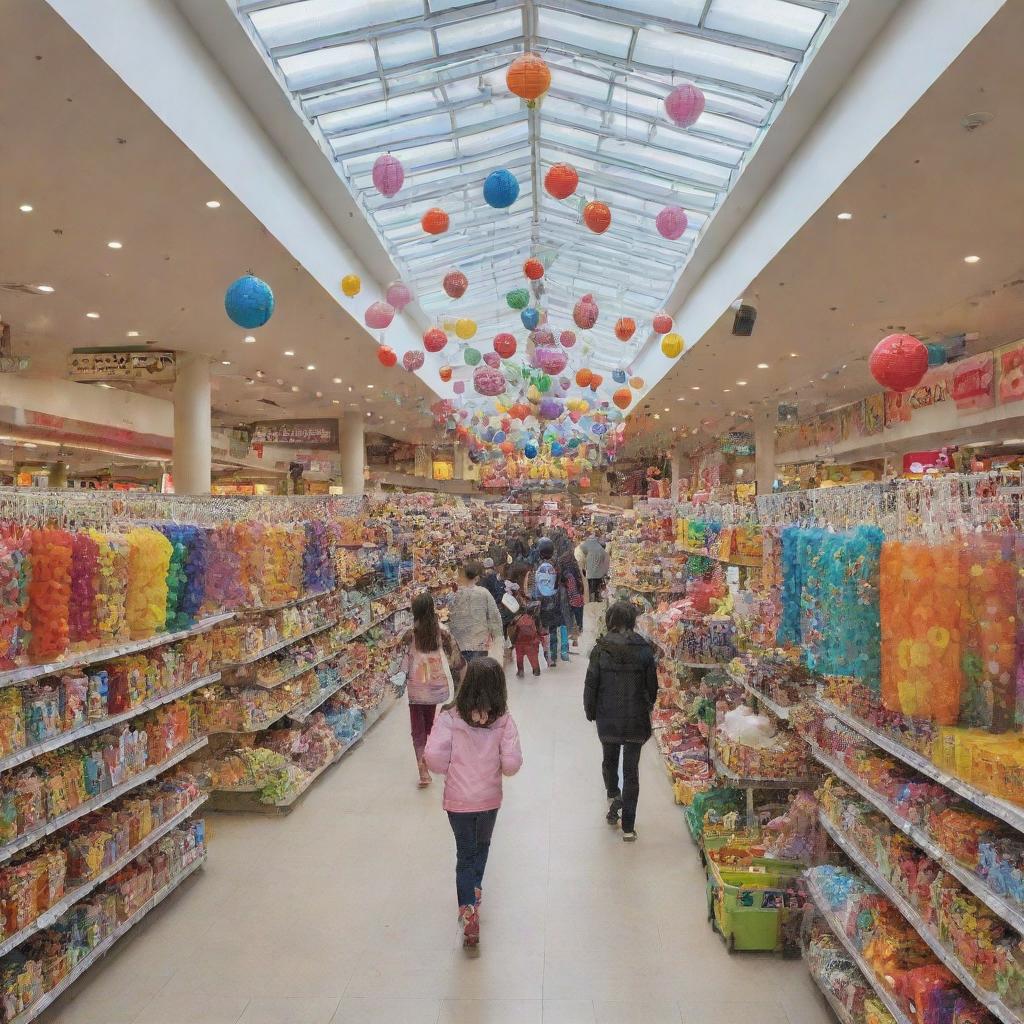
[393,523,656,953]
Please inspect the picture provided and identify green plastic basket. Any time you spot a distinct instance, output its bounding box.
[684,787,743,840]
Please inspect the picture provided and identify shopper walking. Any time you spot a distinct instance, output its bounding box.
[397,592,465,787]
[478,558,504,605]
[532,538,567,667]
[424,657,523,953]
[508,600,543,677]
[583,601,658,842]
[559,550,586,646]
[448,559,503,664]
[579,530,610,603]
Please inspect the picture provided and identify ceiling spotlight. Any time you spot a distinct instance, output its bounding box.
[736,380,748,386]
[305,364,316,371]
[245,378,254,385]
[676,397,685,402]
[662,407,669,412]
[35,285,55,293]
[221,360,231,366]
[367,384,375,389]
[284,350,295,356]
[107,241,123,250]
[964,255,981,264]
[757,362,770,369]
[332,399,340,405]
[256,370,265,379]
[126,330,140,337]
[837,212,853,220]
[291,385,300,392]
[691,386,700,391]
[366,411,372,417]
[653,414,661,420]
[85,312,100,319]
[18,204,33,213]
[316,391,323,398]
[332,377,342,384]
[723,388,731,393]
[244,335,255,344]
[789,352,798,358]
[206,200,221,209]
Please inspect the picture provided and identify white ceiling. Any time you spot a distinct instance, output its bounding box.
[0,0,439,440]
[642,0,1024,452]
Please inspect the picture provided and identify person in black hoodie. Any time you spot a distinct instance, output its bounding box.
[583,601,658,842]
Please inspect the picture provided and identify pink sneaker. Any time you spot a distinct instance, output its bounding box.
[459,904,479,951]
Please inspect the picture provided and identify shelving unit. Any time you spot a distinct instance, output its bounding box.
[289,670,364,723]
[808,741,1024,934]
[734,674,793,721]
[710,748,818,790]
[807,966,857,1024]
[0,612,234,688]
[817,811,1024,1024]
[805,873,915,1024]
[235,588,334,614]
[222,620,337,669]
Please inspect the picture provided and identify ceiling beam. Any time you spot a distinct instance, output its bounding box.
[318,89,491,138]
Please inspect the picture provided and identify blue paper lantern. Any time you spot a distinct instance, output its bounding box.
[592,422,607,435]
[551,442,564,457]
[225,274,274,329]
[493,430,506,444]
[483,169,520,209]
[568,438,581,450]
[926,342,947,367]
[521,307,540,330]
[524,442,538,459]
[612,369,627,384]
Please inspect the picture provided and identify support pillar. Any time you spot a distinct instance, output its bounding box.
[453,443,467,481]
[753,406,776,496]
[339,411,365,496]
[49,461,68,488]
[670,441,687,503]
[172,353,211,495]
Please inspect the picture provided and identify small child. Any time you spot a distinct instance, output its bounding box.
[508,601,542,678]
[423,657,523,953]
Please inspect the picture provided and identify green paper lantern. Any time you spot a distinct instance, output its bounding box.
[536,374,551,393]
[464,346,481,366]
[506,288,529,310]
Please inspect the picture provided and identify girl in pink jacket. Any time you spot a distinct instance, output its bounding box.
[424,656,523,953]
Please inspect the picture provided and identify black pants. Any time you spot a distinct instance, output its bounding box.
[588,577,605,602]
[602,741,642,832]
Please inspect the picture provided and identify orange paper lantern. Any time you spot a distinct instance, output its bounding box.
[615,317,636,342]
[575,368,593,388]
[583,201,611,234]
[377,345,397,368]
[544,162,578,200]
[439,365,453,383]
[523,258,544,281]
[506,53,551,103]
[421,208,450,235]
[613,388,632,410]
[589,373,604,391]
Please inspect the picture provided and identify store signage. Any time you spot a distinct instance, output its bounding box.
[997,339,1024,404]
[68,350,176,383]
[950,353,995,411]
[250,418,338,449]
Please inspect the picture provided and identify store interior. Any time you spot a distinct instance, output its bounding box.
[1,0,1024,1022]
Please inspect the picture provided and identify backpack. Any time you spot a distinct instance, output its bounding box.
[406,639,454,704]
[534,561,557,597]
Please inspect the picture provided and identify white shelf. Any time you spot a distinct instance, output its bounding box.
[818,697,1024,836]
[738,677,792,721]
[0,672,221,775]
[810,741,1024,935]
[0,735,208,864]
[9,853,206,1024]
[222,619,336,669]
[0,794,208,959]
[805,874,914,1024]
[288,671,363,724]
[711,747,818,790]
[808,965,857,1024]
[0,612,234,688]
[211,676,349,734]
[817,811,1024,1024]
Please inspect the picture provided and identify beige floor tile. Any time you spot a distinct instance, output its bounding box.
[238,997,341,1024]
[541,999,596,1024]
[129,988,250,1024]
[331,996,441,1024]
[592,1000,682,1024]
[438,998,543,1024]
[678,999,791,1024]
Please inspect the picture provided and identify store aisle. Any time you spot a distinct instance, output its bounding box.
[47,609,831,1024]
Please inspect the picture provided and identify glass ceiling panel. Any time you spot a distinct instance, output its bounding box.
[236,0,844,391]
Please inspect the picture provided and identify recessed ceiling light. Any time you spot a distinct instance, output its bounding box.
[837,212,853,220]
[662,407,669,412]
[306,364,316,371]
[256,370,265,379]
[653,414,660,420]
[366,411,372,417]
[332,377,342,384]
[284,350,295,356]
[18,204,33,213]
[723,388,731,393]
[736,380,747,386]
[757,363,770,369]
[35,285,54,293]
[367,384,375,389]
[126,330,140,337]
[964,255,981,264]
[291,385,300,392]
[206,200,221,209]
[348,386,353,392]
[316,391,323,398]
[107,241,123,250]
[332,399,340,405]
[245,378,254,385]
[85,312,100,319]
[789,352,798,358]
[691,386,700,391]
[244,335,255,344]
[221,360,231,366]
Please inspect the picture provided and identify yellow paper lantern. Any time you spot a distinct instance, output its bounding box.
[527,384,541,403]
[629,376,645,389]
[661,332,684,358]
[455,318,477,340]
[341,274,361,297]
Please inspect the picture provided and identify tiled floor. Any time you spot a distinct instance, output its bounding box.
[43,607,832,1024]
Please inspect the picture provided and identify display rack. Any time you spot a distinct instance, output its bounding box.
[807,966,857,1024]
[286,677,350,724]
[729,669,793,721]
[221,620,337,670]
[817,812,1024,1024]
[235,588,335,615]
[710,748,817,791]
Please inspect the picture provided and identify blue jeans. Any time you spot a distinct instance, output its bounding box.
[447,809,498,907]
[547,625,569,664]
[461,650,487,664]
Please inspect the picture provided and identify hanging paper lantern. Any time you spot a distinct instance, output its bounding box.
[544,162,578,200]
[532,328,555,348]
[423,327,448,353]
[482,351,501,369]
[589,373,603,391]
[483,169,520,209]
[536,374,552,393]
[559,330,576,349]
[506,288,530,310]
[439,365,453,383]
[463,346,482,367]
[583,201,611,234]
[926,342,947,367]
[629,376,644,389]
[341,274,361,298]
[507,53,551,104]
[580,475,591,488]
[455,318,477,340]
[386,281,414,311]
[550,442,565,457]
[225,274,275,329]
[421,208,450,234]
[661,332,684,358]
[510,402,531,421]
[453,380,466,395]
[364,301,395,330]
[521,307,540,330]
[573,294,599,330]
[869,333,928,392]
[500,440,514,455]
[652,312,673,334]
[614,317,636,342]
[612,388,632,410]
[372,154,405,197]
[535,347,568,375]
[575,368,593,388]
[493,333,517,359]
[443,270,468,299]
[402,350,424,372]
[523,442,539,460]
[612,369,627,384]
[377,345,398,368]
[665,83,705,128]
[655,206,688,241]
[539,397,563,419]
[523,257,545,280]
[473,365,507,397]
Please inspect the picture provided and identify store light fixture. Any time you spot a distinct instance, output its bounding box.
[723,388,731,393]
[676,397,685,402]
[18,204,33,213]
[964,255,981,264]
[367,384,375,389]
[107,241,123,250]
[691,386,700,391]
[85,312,100,319]
[206,200,221,209]
[243,335,255,344]
[837,212,853,220]
[35,284,54,293]
[221,360,231,366]
[653,414,660,420]
[305,364,316,371]
[126,330,140,337]
[737,380,748,386]
[284,350,294,357]
[332,399,340,405]
[663,407,669,412]
[757,363,770,369]
[332,377,342,384]
[290,385,299,392]
[96,383,114,389]
[789,352,799,358]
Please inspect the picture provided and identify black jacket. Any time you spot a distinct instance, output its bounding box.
[480,573,504,606]
[583,630,659,744]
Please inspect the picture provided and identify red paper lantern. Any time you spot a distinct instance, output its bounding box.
[421,208,450,234]
[423,327,448,353]
[544,163,578,200]
[653,312,673,335]
[583,201,611,234]
[509,402,531,421]
[615,317,636,342]
[506,53,551,103]
[493,333,517,359]
[377,345,397,368]
[443,270,468,298]
[869,333,928,392]
[523,258,544,281]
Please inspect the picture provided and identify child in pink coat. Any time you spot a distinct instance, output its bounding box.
[424,656,523,953]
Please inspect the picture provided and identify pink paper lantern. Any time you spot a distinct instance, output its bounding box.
[535,346,568,375]
[652,312,673,335]
[869,333,928,392]
[364,301,395,330]
[453,380,466,395]
[532,327,555,347]
[664,84,705,128]
[573,293,599,330]
[372,154,405,197]
[443,270,468,299]
[402,350,424,372]
[559,330,577,348]
[482,351,501,369]
[655,206,688,240]
[474,366,507,397]
[386,281,414,311]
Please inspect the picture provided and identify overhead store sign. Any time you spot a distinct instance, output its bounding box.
[68,350,176,383]
[250,418,338,449]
